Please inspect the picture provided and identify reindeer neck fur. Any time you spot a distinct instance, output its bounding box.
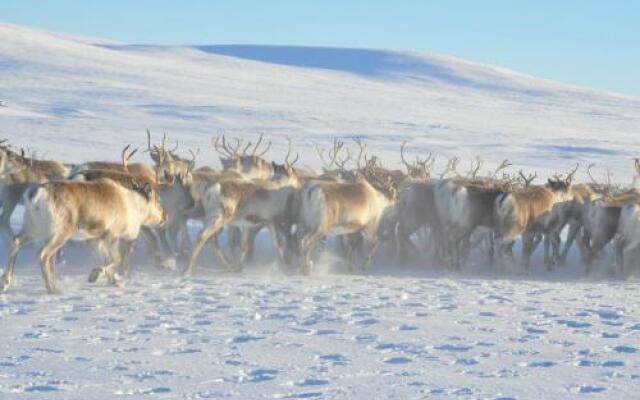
[596,191,640,207]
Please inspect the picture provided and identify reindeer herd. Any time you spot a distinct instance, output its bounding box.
[0,132,639,294]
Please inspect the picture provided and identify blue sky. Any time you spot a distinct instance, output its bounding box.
[3,1,639,96]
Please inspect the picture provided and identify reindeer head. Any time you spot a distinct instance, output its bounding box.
[132,181,166,226]
[547,163,578,193]
[0,140,28,175]
[271,137,300,186]
[213,133,272,178]
[146,130,196,183]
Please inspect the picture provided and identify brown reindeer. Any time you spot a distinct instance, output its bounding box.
[145,130,197,183]
[185,144,301,275]
[581,190,640,275]
[400,141,435,181]
[494,166,578,271]
[395,179,443,264]
[71,144,156,183]
[434,178,508,269]
[0,178,165,293]
[296,162,397,275]
[0,143,70,242]
[615,197,640,277]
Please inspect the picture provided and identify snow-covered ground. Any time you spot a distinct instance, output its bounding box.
[1,260,640,399]
[1,23,640,399]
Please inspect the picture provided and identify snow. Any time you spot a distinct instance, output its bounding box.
[2,262,640,398]
[0,23,639,399]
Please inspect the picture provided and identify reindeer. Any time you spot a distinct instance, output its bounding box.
[70,144,155,182]
[399,141,435,181]
[395,180,443,264]
[434,178,508,269]
[72,156,194,271]
[494,166,578,272]
[184,144,301,276]
[296,159,397,275]
[614,197,640,277]
[0,178,165,294]
[314,138,354,181]
[580,190,640,275]
[145,130,197,183]
[213,133,273,179]
[0,142,70,243]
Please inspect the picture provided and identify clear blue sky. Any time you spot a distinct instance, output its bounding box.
[3,0,639,96]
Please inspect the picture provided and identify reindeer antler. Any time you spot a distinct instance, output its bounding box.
[493,159,512,177]
[212,134,238,158]
[518,169,537,187]
[400,141,412,172]
[565,162,579,186]
[586,163,599,185]
[316,138,344,170]
[353,138,367,170]
[469,156,484,179]
[121,144,138,172]
[439,156,459,179]
[284,137,299,167]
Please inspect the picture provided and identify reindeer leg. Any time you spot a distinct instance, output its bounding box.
[234,226,256,271]
[102,237,124,287]
[0,234,34,292]
[245,225,261,265]
[549,233,561,268]
[267,224,289,266]
[88,238,111,283]
[584,233,613,276]
[395,223,414,265]
[543,234,553,270]
[487,232,496,264]
[300,231,324,276]
[38,229,72,294]
[0,186,21,246]
[186,216,228,276]
[559,221,579,264]
[118,239,137,276]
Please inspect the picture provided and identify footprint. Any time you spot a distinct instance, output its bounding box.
[527,360,556,368]
[283,392,323,399]
[245,368,279,382]
[602,361,625,368]
[569,385,606,394]
[229,334,266,344]
[384,356,412,364]
[24,384,61,392]
[296,378,329,386]
[557,319,591,329]
[142,387,172,394]
[613,345,637,354]
[455,358,479,366]
[435,344,472,352]
[318,354,347,365]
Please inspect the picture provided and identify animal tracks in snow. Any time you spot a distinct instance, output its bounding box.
[0,270,639,398]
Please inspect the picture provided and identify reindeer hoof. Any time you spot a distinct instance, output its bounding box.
[182,267,194,278]
[88,268,103,283]
[111,274,125,288]
[48,287,62,295]
[161,257,177,271]
[0,274,12,292]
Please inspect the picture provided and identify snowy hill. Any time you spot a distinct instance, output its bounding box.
[1,23,639,180]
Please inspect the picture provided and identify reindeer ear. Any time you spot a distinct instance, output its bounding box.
[142,182,153,198]
[547,178,554,186]
[272,161,277,168]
